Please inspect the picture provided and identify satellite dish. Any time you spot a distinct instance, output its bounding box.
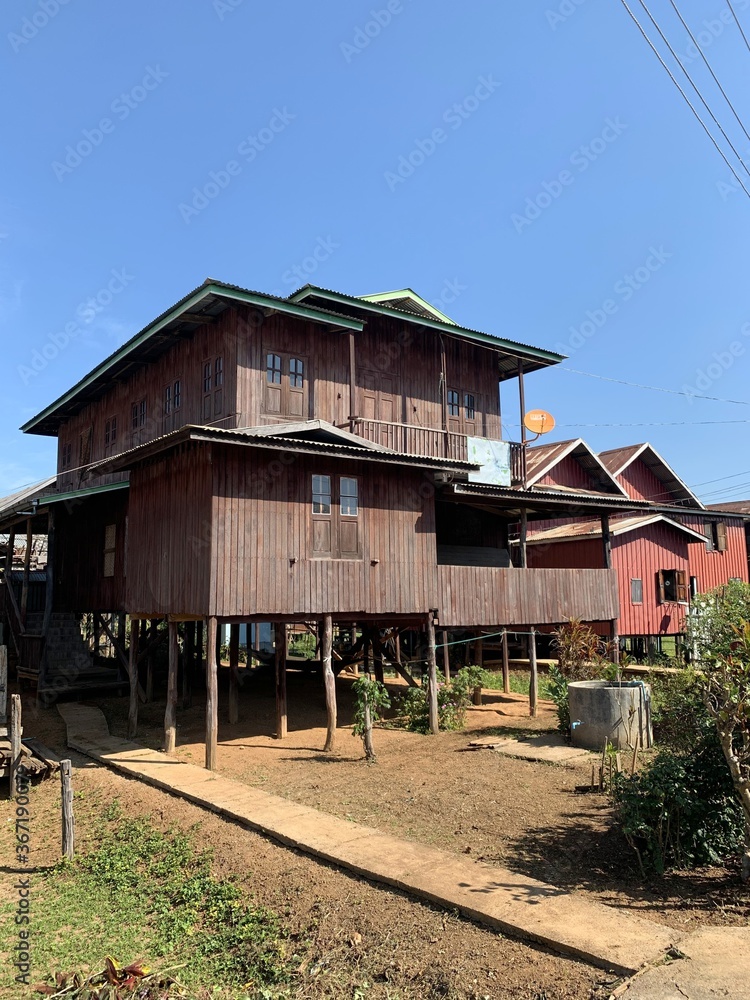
[524,410,556,438]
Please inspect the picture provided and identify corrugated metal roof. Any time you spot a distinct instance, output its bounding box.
[526,514,709,545]
[289,284,566,379]
[706,500,750,516]
[525,438,628,496]
[598,443,703,509]
[21,280,365,437]
[0,476,57,523]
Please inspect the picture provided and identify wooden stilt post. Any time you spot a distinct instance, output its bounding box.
[321,614,336,752]
[529,627,538,718]
[10,693,21,797]
[20,518,32,626]
[196,620,204,690]
[127,618,139,739]
[228,623,240,725]
[205,617,218,770]
[372,628,385,684]
[275,622,288,739]
[519,510,528,569]
[0,645,7,721]
[6,526,16,574]
[426,613,439,735]
[363,633,371,677]
[60,759,74,860]
[183,621,195,709]
[164,620,179,753]
[441,629,450,683]
[475,630,484,667]
[502,628,510,694]
[611,620,620,666]
[145,620,155,704]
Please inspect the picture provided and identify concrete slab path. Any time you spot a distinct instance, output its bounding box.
[468,733,593,765]
[58,703,679,977]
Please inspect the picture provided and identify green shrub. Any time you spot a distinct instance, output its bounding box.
[688,579,750,661]
[394,667,479,733]
[547,664,570,734]
[613,739,744,875]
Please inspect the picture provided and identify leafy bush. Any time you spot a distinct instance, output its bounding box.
[547,664,570,734]
[688,579,750,661]
[351,675,391,761]
[649,667,711,753]
[551,618,608,679]
[394,666,480,733]
[613,739,744,875]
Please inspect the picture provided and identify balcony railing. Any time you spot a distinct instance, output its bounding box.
[353,417,524,483]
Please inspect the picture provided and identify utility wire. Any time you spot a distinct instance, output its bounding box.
[668,0,750,144]
[560,367,750,405]
[728,0,750,55]
[619,0,750,198]
[638,0,750,176]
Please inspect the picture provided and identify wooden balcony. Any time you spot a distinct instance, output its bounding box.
[353,418,524,482]
[437,565,619,628]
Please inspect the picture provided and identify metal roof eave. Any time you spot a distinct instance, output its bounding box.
[289,285,566,372]
[21,282,364,437]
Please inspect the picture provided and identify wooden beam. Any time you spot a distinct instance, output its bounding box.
[519,509,528,569]
[274,622,288,739]
[0,645,6,721]
[518,358,528,488]
[99,615,148,702]
[440,335,449,457]
[426,614,439,735]
[205,617,218,770]
[127,618,139,739]
[20,518,32,626]
[42,507,56,637]
[475,630,484,667]
[321,614,336,752]
[501,628,510,694]
[228,623,240,725]
[164,621,179,753]
[601,514,612,570]
[529,627,538,718]
[10,693,21,794]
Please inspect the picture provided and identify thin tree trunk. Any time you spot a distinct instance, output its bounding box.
[363,696,375,762]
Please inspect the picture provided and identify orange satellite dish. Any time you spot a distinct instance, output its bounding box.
[524,410,556,436]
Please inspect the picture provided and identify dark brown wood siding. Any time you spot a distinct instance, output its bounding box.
[437,566,619,627]
[208,447,439,618]
[54,491,129,612]
[125,445,213,616]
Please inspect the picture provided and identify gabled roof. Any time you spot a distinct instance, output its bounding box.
[526,514,709,545]
[525,438,629,496]
[222,419,396,453]
[289,285,566,380]
[21,280,365,438]
[599,443,704,509]
[359,289,456,325]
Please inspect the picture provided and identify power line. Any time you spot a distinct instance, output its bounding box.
[560,367,750,405]
[619,0,750,198]
[728,0,750,55]
[668,0,750,144]
[638,0,750,176]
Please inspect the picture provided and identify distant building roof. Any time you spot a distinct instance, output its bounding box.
[706,500,750,515]
[599,442,703,509]
[0,476,57,526]
[526,513,708,545]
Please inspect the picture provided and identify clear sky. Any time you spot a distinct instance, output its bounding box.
[2,0,749,503]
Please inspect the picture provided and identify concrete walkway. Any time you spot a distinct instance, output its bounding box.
[468,733,593,766]
[58,703,677,977]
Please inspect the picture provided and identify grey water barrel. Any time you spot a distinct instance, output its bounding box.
[568,680,652,751]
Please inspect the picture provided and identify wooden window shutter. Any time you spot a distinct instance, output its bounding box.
[676,570,688,603]
[704,522,715,550]
[716,521,728,552]
[657,570,666,604]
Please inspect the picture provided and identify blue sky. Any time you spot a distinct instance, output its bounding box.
[2,0,750,503]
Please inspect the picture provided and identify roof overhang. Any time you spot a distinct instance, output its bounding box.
[289,285,565,380]
[89,423,479,477]
[526,514,710,545]
[439,482,644,521]
[359,289,457,325]
[21,281,364,438]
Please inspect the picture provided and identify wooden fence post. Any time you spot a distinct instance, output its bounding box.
[529,628,538,718]
[501,629,510,694]
[0,645,7,721]
[10,694,21,797]
[322,615,336,752]
[426,614,439,735]
[60,759,74,860]
[441,629,450,683]
[275,623,288,739]
[164,621,179,753]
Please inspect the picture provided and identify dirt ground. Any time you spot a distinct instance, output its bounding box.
[9,664,750,996]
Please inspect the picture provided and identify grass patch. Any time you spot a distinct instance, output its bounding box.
[479,668,554,700]
[0,803,293,999]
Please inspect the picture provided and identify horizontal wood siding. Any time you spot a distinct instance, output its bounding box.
[55,492,129,612]
[209,447,439,618]
[437,566,619,627]
[125,445,213,616]
[613,524,690,636]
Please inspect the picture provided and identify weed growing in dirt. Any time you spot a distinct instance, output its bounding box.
[0,808,293,999]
